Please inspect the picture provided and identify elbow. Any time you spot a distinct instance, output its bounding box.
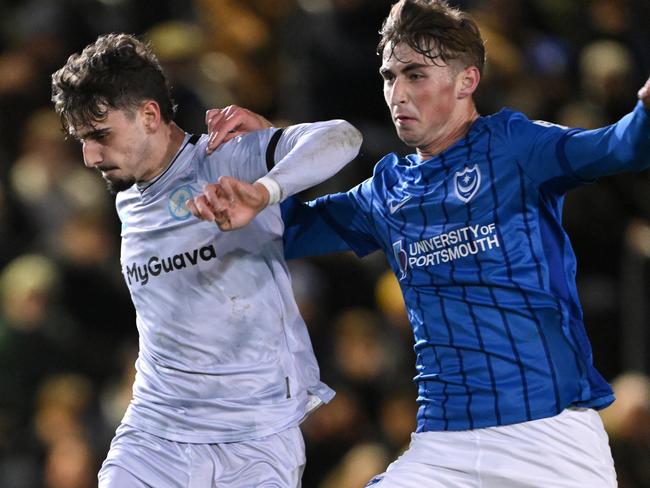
[346,121,364,153]
[331,120,363,159]
[610,157,650,175]
[613,142,650,172]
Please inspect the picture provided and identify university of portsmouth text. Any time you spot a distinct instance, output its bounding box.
[408,223,499,267]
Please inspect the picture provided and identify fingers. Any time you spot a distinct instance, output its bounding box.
[187,194,216,221]
[213,208,231,231]
[216,176,237,205]
[219,130,245,145]
[188,197,230,230]
[214,213,232,231]
[206,107,230,154]
[207,130,225,154]
[206,105,243,154]
[205,108,222,127]
[187,177,261,231]
[205,105,274,154]
[205,182,233,231]
[219,175,267,211]
[187,182,229,222]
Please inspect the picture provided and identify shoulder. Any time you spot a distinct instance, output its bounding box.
[352,152,411,197]
[481,108,533,133]
[372,152,408,176]
[190,133,210,156]
[201,130,273,166]
[205,129,276,158]
[480,109,574,154]
[492,108,570,134]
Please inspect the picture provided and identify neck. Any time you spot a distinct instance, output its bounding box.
[140,123,186,182]
[416,104,479,160]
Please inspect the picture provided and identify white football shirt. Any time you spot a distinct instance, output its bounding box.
[116,126,339,443]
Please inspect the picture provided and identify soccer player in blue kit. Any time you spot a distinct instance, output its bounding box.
[51,34,362,487]
[192,0,650,486]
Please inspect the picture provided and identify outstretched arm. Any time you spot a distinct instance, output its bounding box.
[281,197,355,259]
[189,114,362,231]
[282,181,382,260]
[569,75,650,178]
[513,75,650,189]
[564,77,650,180]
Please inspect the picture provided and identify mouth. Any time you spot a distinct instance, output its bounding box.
[97,167,119,179]
[394,114,416,125]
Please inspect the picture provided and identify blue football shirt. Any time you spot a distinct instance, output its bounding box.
[282,102,650,431]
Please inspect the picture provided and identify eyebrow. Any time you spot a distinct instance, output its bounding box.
[75,127,110,140]
[380,62,431,76]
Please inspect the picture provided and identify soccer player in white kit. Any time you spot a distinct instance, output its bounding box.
[51,33,362,487]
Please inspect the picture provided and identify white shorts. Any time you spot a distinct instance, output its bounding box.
[366,408,617,487]
[98,424,305,488]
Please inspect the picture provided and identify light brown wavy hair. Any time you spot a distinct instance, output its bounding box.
[378,0,486,74]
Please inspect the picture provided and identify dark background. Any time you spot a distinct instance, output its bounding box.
[0,0,649,486]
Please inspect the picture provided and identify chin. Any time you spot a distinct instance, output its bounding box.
[394,128,419,147]
[105,177,136,194]
[396,134,419,148]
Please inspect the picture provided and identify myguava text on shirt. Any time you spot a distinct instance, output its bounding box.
[122,244,217,286]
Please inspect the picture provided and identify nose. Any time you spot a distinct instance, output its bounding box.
[81,140,102,168]
[387,78,407,107]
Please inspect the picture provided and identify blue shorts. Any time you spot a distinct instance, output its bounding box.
[98,423,305,488]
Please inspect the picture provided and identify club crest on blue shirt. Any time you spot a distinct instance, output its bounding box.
[392,240,408,281]
[454,164,481,203]
[168,184,194,221]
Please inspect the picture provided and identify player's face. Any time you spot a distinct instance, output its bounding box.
[74,107,153,194]
[381,42,463,153]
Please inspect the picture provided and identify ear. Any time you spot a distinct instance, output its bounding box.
[139,100,163,132]
[456,66,481,99]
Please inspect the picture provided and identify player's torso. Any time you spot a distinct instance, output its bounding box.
[377,130,551,300]
[369,130,596,429]
[117,143,289,376]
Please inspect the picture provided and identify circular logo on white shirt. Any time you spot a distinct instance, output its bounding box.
[168,185,194,221]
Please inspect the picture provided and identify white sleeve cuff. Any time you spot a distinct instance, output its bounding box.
[255,176,283,206]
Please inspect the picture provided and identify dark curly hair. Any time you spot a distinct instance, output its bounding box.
[378,0,485,74]
[51,33,177,133]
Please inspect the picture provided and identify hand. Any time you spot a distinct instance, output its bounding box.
[205,105,273,154]
[186,176,270,231]
[639,77,650,109]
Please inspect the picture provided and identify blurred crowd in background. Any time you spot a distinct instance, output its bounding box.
[0,0,649,486]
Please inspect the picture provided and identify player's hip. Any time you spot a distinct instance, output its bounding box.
[367,408,616,487]
[99,423,305,488]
